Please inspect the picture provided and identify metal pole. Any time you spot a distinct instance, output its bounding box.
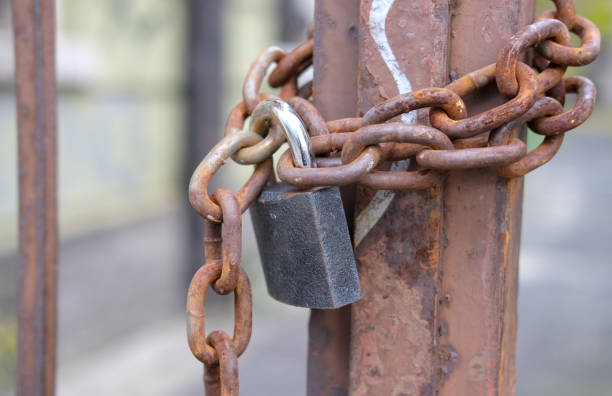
[350,1,450,393]
[12,0,58,395]
[311,0,535,394]
[438,1,534,394]
[309,3,360,395]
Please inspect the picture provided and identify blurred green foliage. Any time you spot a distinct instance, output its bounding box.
[537,0,612,36]
[580,0,612,37]
[0,319,16,392]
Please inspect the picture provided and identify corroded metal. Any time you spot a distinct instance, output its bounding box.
[349,0,451,394]
[209,189,242,295]
[437,1,535,395]
[206,331,240,396]
[186,261,252,367]
[537,12,600,66]
[495,18,570,97]
[268,39,314,87]
[13,0,58,395]
[529,76,597,135]
[430,63,538,139]
[277,144,382,187]
[308,1,361,394]
[362,88,467,126]
[242,47,285,113]
[492,97,565,178]
[188,130,273,222]
[416,138,526,170]
[182,1,601,394]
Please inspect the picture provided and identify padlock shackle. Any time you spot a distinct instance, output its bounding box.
[249,99,316,168]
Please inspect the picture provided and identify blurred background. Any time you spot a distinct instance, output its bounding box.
[0,0,610,395]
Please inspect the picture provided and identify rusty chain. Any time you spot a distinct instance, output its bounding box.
[185,0,600,393]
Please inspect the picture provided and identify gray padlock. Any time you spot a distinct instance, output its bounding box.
[249,99,361,309]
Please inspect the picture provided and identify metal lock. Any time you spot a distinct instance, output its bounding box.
[249,99,361,309]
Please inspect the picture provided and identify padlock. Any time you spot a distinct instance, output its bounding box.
[249,99,361,309]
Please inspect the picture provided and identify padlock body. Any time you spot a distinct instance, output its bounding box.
[250,183,361,309]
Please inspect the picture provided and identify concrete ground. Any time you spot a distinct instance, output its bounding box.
[1,128,611,396]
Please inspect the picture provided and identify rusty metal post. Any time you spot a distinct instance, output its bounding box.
[310,0,535,395]
[437,2,534,395]
[350,2,450,394]
[12,0,58,395]
[308,2,360,395]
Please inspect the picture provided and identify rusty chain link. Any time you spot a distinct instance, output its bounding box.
[185,0,600,392]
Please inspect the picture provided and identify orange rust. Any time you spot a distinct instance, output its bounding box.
[209,189,242,295]
[537,11,600,67]
[496,19,571,97]
[243,46,285,113]
[187,261,252,366]
[430,63,538,139]
[268,39,314,87]
[181,1,602,394]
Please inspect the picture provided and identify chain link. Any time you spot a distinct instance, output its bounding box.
[186,0,601,392]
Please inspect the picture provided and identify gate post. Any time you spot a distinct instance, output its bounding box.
[311,0,534,394]
[350,1,450,393]
[437,2,534,394]
[12,0,58,395]
[308,2,360,395]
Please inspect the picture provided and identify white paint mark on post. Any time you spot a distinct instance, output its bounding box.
[368,0,416,124]
[354,0,417,247]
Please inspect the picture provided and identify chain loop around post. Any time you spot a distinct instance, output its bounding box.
[416,138,527,170]
[340,123,453,189]
[536,12,600,67]
[361,87,467,125]
[185,2,601,391]
[529,76,596,135]
[495,18,571,97]
[430,62,538,139]
[490,97,565,178]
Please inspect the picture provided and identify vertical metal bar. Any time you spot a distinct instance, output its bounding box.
[350,1,450,394]
[186,0,222,280]
[437,1,534,395]
[308,1,359,395]
[12,0,58,395]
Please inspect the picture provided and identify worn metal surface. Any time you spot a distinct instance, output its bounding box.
[206,331,240,396]
[250,184,361,308]
[188,130,273,222]
[308,0,360,393]
[209,189,242,295]
[13,0,58,395]
[437,1,534,395]
[349,0,450,394]
[186,261,252,367]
